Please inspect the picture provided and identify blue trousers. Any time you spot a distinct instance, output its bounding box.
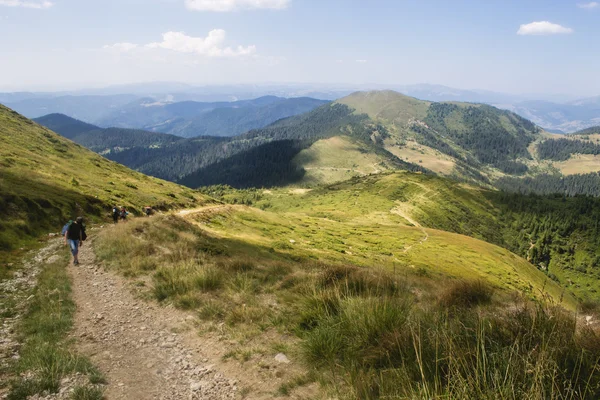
[68,239,80,256]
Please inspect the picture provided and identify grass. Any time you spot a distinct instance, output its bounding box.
[438,279,494,308]
[94,213,600,399]
[71,386,104,400]
[6,250,104,399]
[337,90,430,123]
[301,289,600,399]
[0,104,212,267]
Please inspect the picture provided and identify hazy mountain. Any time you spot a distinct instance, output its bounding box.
[7,82,600,134]
[497,99,600,133]
[71,90,544,189]
[5,94,139,122]
[96,96,330,138]
[33,113,184,155]
[33,113,99,139]
[573,126,600,135]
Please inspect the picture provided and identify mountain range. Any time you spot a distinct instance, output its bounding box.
[4,94,600,400]
[4,83,600,134]
[32,90,600,198]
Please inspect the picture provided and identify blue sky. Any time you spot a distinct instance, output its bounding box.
[0,0,598,96]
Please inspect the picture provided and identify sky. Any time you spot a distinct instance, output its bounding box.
[0,0,599,96]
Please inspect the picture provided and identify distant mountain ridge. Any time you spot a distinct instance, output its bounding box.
[28,90,600,196]
[34,113,183,154]
[95,96,330,138]
[496,99,600,133]
[33,113,99,139]
[5,83,599,134]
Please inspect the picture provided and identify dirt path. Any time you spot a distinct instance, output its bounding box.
[70,237,239,400]
[390,207,429,253]
[177,205,229,217]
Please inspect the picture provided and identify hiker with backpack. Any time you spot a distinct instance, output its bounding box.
[64,216,86,265]
[112,206,120,224]
[120,206,128,222]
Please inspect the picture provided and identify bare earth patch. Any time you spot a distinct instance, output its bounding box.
[554,154,600,175]
[386,142,455,175]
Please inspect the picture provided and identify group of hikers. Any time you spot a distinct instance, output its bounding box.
[112,206,153,223]
[112,206,129,224]
[64,205,154,265]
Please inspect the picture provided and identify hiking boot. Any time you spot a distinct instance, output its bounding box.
[74,260,80,266]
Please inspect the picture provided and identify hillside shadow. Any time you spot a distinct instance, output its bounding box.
[178,139,308,189]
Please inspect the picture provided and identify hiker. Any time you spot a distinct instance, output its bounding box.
[112,206,120,224]
[120,206,128,222]
[64,216,86,265]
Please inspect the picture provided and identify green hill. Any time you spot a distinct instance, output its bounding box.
[161,91,546,189]
[226,171,600,302]
[74,127,183,153]
[0,104,211,258]
[94,170,599,398]
[33,113,99,139]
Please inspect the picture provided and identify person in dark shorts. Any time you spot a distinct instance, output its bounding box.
[65,216,85,265]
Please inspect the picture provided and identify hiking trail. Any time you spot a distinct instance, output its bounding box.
[390,207,429,253]
[68,218,310,399]
[70,235,239,400]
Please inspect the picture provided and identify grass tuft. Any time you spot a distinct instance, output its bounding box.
[438,279,494,308]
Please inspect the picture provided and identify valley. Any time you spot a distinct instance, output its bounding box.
[4,1,600,398]
[35,90,600,198]
[3,96,600,398]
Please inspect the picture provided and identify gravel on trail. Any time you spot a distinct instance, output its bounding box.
[70,238,239,400]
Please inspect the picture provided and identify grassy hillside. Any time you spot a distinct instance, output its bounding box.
[93,182,599,398]
[338,91,600,196]
[0,104,211,259]
[207,171,600,302]
[339,91,541,177]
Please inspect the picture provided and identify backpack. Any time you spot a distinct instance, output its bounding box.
[61,221,72,236]
[62,220,87,241]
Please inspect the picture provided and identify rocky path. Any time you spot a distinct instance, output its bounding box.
[70,237,239,400]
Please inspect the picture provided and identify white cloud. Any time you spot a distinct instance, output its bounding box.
[184,0,290,12]
[517,21,573,35]
[578,2,599,9]
[103,43,138,52]
[104,30,256,58]
[147,30,256,57]
[356,59,368,63]
[0,0,53,9]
